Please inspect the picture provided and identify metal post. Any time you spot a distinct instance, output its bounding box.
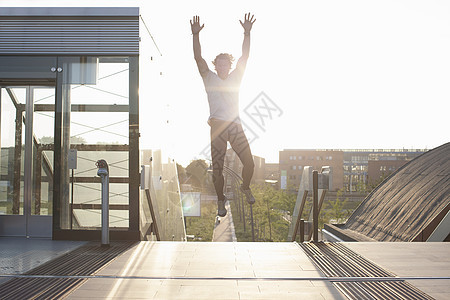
[250,204,255,242]
[241,188,246,233]
[299,219,305,243]
[96,159,109,246]
[291,190,308,242]
[313,170,318,242]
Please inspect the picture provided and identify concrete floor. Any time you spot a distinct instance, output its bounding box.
[66,242,345,300]
[1,238,449,299]
[65,241,450,300]
[345,242,450,300]
[0,237,86,284]
[212,201,237,242]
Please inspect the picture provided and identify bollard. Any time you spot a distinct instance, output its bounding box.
[96,159,109,247]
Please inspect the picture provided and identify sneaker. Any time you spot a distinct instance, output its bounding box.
[217,197,227,217]
[241,185,255,205]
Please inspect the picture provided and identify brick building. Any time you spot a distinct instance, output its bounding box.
[279,150,344,191]
[280,149,426,192]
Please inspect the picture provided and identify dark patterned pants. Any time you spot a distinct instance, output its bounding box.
[209,119,255,200]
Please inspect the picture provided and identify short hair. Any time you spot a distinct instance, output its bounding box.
[212,53,235,66]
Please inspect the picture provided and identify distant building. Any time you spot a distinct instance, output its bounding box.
[279,149,426,192]
[224,149,266,194]
[367,151,424,187]
[221,148,426,193]
[279,149,344,191]
[265,163,280,186]
[344,150,425,192]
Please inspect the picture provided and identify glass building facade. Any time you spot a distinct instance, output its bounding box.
[0,8,141,240]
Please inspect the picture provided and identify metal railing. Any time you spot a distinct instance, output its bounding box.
[288,166,332,242]
[223,165,255,242]
[96,159,110,246]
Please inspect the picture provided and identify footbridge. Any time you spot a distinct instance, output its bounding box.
[0,7,448,300]
[1,147,449,299]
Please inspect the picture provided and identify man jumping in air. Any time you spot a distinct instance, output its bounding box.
[191,13,256,217]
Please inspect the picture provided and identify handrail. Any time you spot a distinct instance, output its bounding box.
[96,159,109,246]
[289,166,331,242]
[223,165,255,242]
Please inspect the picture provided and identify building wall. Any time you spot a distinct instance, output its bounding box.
[223,148,425,193]
[279,150,344,191]
[368,159,413,186]
[252,155,266,185]
[343,150,424,192]
[265,163,280,181]
[280,149,425,192]
[224,149,265,186]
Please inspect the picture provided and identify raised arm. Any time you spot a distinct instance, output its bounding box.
[236,13,256,72]
[190,16,209,77]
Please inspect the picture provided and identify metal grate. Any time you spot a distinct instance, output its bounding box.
[0,241,136,300]
[299,242,434,300]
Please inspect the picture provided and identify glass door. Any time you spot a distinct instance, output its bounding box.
[0,86,54,238]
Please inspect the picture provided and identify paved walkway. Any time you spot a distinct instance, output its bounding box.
[345,242,450,300]
[1,238,449,299]
[66,242,343,300]
[212,201,237,242]
[0,237,86,284]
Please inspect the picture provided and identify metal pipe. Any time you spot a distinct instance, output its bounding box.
[250,204,255,242]
[96,159,109,246]
[299,219,305,243]
[313,170,318,242]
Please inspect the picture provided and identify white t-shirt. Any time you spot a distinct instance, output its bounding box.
[202,69,244,124]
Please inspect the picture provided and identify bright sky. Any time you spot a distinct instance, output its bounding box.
[3,0,449,166]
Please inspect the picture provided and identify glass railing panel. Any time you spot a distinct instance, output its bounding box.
[140,150,186,241]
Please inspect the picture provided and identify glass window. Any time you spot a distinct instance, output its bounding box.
[59,57,130,230]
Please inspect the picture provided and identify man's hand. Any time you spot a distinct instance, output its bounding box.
[190,15,204,34]
[239,13,256,34]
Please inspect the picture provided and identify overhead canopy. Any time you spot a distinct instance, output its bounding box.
[0,7,139,55]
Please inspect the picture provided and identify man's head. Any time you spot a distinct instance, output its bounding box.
[212,53,234,79]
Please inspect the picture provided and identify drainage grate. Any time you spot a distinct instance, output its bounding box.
[299,242,434,300]
[0,241,136,300]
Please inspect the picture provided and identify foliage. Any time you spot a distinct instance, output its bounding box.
[230,185,361,242]
[176,163,187,184]
[182,177,362,243]
[185,201,217,242]
[185,159,209,191]
[230,184,295,242]
[368,172,389,192]
[322,188,352,226]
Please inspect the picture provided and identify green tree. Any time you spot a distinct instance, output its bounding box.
[230,183,296,242]
[185,159,209,191]
[185,201,217,241]
[326,188,350,224]
[176,163,187,184]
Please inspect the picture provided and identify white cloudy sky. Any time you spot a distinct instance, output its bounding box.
[2,0,449,166]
